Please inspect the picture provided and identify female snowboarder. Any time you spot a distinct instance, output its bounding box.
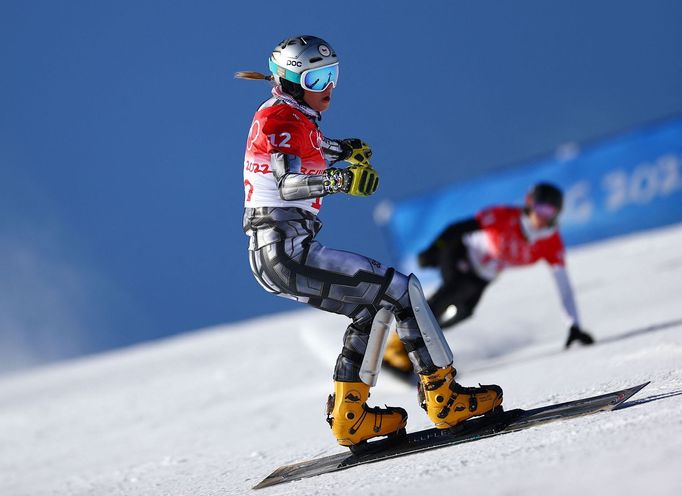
[237,35,502,447]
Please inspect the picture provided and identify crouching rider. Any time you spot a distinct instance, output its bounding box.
[237,35,503,447]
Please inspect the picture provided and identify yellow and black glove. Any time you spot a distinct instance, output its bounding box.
[323,166,379,197]
[340,139,372,167]
[346,164,379,196]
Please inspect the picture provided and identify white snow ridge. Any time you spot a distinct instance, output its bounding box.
[1,223,682,496]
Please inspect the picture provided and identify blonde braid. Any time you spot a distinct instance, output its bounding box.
[234,71,274,81]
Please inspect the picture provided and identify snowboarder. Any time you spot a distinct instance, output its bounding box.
[237,35,502,448]
[383,183,595,374]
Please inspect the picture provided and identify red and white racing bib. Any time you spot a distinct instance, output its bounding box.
[243,104,327,214]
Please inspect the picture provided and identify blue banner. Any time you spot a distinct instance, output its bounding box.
[380,117,682,272]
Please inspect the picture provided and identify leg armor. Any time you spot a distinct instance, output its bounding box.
[248,232,437,379]
[407,275,453,367]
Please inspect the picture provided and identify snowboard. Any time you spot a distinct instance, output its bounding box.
[253,382,649,489]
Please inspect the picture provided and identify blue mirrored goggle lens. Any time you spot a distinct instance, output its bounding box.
[533,203,559,221]
[302,64,339,91]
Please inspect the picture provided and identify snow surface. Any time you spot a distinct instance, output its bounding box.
[1,224,682,496]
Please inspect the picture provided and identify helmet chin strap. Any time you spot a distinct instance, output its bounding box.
[272,85,320,120]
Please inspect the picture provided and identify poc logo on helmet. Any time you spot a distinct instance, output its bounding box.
[286,60,302,67]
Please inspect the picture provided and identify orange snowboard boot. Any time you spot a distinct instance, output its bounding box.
[326,381,407,446]
[418,365,503,429]
[382,331,413,374]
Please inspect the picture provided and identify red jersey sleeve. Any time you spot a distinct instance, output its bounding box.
[540,232,566,266]
[475,206,517,229]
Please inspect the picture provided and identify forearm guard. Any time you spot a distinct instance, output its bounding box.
[320,137,348,164]
[270,151,327,200]
[270,152,376,201]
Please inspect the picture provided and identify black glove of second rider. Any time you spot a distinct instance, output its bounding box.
[565,324,595,348]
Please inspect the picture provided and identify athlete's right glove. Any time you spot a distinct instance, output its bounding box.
[323,165,379,197]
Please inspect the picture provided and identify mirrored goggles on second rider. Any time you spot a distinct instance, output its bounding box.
[301,63,339,92]
[532,203,560,224]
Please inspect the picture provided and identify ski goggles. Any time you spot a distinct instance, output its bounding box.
[531,203,560,223]
[270,60,339,92]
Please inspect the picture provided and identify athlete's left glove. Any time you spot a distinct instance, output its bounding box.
[339,138,372,167]
[323,165,379,197]
[321,137,372,166]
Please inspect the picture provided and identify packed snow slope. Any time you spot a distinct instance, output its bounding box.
[1,223,682,496]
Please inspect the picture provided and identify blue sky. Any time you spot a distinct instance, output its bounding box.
[1,0,681,372]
